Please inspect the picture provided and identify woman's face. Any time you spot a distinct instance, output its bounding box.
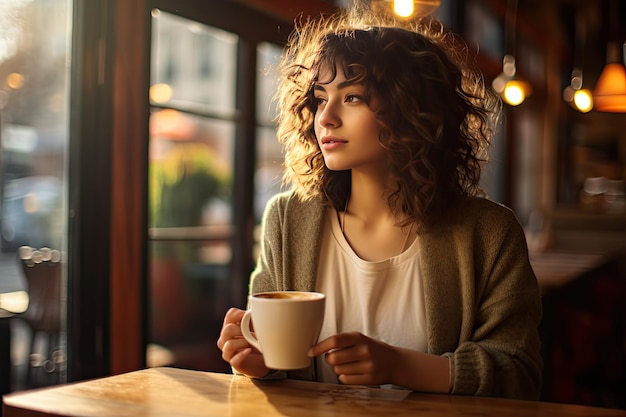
[313,64,388,174]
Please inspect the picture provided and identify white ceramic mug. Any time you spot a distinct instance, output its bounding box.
[240,291,325,370]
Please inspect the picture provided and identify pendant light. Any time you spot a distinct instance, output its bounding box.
[491,0,531,106]
[592,0,626,113]
[563,8,593,113]
[593,42,626,112]
[563,69,594,113]
[370,0,441,19]
[492,55,531,106]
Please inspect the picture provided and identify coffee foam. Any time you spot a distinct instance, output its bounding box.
[254,291,323,300]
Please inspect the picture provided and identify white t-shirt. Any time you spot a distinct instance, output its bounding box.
[314,208,427,385]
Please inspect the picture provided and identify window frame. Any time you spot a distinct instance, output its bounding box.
[67,0,297,381]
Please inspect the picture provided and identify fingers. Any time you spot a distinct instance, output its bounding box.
[324,343,366,367]
[312,333,397,387]
[217,307,256,358]
[222,337,271,378]
[229,347,253,369]
[217,307,270,379]
[337,373,372,385]
[220,334,250,362]
[217,308,245,351]
[324,342,375,385]
[222,307,245,327]
[309,332,360,357]
[217,322,243,350]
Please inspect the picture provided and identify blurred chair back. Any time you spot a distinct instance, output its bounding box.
[18,246,64,387]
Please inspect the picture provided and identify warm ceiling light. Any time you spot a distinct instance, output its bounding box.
[592,0,626,112]
[593,62,626,112]
[393,0,414,17]
[573,89,594,113]
[563,9,594,113]
[502,80,529,106]
[492,55,531,106]
[563,68,594,113]
[371,0,441,18]
[492,0,531,107]
[592,42,626,113]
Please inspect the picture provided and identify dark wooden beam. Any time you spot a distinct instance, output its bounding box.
[233,0,338,23]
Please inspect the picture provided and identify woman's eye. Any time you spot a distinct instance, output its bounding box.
[314,96,327,106]
[345,94,362,103]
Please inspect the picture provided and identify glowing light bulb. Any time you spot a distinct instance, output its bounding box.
[573,89,593,112]
[393,0,414,17]
[503,81,526,106]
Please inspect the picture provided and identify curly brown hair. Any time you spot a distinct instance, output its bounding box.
[274,7,501,229]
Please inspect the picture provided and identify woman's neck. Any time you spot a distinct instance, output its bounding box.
[340,174,415,261]
[347,172,398,226]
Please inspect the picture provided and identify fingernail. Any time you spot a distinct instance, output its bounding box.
[307,348,314,357]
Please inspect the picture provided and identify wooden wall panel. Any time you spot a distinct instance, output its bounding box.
[110,0,149,374]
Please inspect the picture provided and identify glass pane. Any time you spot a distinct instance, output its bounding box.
[148,240,232,373]
[254,126,283,222]
[147,109,235,372]
[255,42,284,225]
[0,0,70,391]
[151,9,238,117]
[149,109,234,228]
[256,42,283,125]
[148,12,237,374]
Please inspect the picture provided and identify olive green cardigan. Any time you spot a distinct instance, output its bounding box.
[249,191,543,400]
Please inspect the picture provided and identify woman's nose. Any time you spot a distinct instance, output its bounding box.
[317,102,341,127]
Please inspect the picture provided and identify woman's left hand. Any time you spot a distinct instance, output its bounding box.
[309,332,400,386]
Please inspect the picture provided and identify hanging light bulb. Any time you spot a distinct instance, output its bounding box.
[393,0,414,17]
[573,89,594,113]
[563,68,594,113]
[371,0,441,18]
[503,81,527,106]
[492,0,531,106]
[492,55,532,106]
[562,8,593,113]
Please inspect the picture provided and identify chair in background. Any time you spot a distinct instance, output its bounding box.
[0,289,28,396]
[18,246,64,388]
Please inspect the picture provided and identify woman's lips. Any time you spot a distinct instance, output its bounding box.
[321,137,347,150]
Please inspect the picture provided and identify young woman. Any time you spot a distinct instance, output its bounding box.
[217,7,542,400]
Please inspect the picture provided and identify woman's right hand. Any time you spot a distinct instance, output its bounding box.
[217,307,271,378]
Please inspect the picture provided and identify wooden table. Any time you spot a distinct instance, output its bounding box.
[3,367,626,417]
[529,250,615,293]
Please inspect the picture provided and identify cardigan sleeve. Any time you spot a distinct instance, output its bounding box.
[245,191,324,383]
[249,192,287,295]
[448,201,543,400]
[249,191,325,295]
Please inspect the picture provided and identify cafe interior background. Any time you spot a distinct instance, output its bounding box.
[0,0,625,411]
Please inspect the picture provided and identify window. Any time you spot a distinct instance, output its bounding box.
[148,10,238,371]
[146,7,290,372]
[0,0,71,390]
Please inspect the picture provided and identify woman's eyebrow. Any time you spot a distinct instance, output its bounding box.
[313,80,360,92]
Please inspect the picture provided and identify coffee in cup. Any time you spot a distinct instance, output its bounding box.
[240,291,325,370]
